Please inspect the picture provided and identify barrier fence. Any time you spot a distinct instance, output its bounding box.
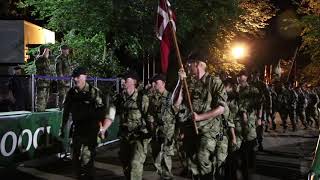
[0,75,120,166]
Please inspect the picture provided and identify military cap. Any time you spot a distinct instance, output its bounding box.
[152,74,166,83]
[124,71,139,81]
[72,66,87,77]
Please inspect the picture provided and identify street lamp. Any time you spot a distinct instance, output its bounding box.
[231,45,246,60]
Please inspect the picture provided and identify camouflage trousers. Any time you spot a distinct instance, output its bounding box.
[215,135,229,179]
[243,112,257,142]
[119,137,151,180]
[279,109,296,130]
[296,108,308,128]
[151,138,174,179]
[306,107,319,127]
[72,133,97,180]
[182,128,217,177]
[58,85,70,110]
[216,135,228,168]
[36,86,49,112]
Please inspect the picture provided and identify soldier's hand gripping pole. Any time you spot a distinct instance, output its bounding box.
[167,6,198,135]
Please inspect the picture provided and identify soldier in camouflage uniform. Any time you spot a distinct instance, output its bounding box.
[35,45,52,112]
[277,83,298,132]
[237,70,260,180]
[55,45,72,109]
[60,67,114,179]
[250,72,268,151]
[215,79,237,180]
[270,84,278,130]
[306,87,319,128]
[223,78,245,180]
[147,74,176,180]
[174,57,226,180]
[114,72,151,180]
[296,85,308,128]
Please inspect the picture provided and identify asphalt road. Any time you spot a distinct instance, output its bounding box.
[1,116,319,180]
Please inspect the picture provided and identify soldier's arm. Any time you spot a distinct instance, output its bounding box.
[99,92,114,130]
[173,83,183,113]
[193,78,226,122]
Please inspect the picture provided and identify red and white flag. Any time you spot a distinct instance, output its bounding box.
[156,0,176,74]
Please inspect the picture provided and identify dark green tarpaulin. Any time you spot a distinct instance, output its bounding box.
[0,109,119,166]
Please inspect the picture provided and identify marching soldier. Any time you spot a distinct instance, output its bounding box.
[114,72,151,180]
[250,72,268,151]
[60,67,113,179]
[174,56,226,180]
[148,74,176,180]
[215,78,237,180]
[237,70,260,179]
[223,78,244,180]
[277,83,298,132]
[306,87,319,128]
[296,85,308,129]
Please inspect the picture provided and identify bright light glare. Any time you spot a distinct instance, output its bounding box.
[232,46,245,59]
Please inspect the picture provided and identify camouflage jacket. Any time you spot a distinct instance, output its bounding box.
[278,88,298,110]
[183,73,227,134]
[307,91,319,108]
[62,83,109,135]
[237,83,260,114]
[114,89,149,137]
[297,89,308,109]
[251,80,270,111]
[55,54,71,86]
[237,83,259,141]
[147,90,175,140]
[35,56,52,76]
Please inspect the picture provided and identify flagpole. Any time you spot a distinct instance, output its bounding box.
[287,46,299,82]
[165,2,198,134]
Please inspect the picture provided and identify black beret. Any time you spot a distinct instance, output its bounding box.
[72,67,87,77]
[152,74,166,83]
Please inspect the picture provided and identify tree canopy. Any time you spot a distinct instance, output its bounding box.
[19,0,276,77]
[294,0,320,85]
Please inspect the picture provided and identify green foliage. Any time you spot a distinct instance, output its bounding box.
[22,60,36,75]
[293,0,320,84]
[19,0,275,77]
[208,0,276,75]
[63,31,124,77]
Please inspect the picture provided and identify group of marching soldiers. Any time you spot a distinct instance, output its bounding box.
[58,52,319,180]
[112,56,320,180]
[266,81,320,132]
